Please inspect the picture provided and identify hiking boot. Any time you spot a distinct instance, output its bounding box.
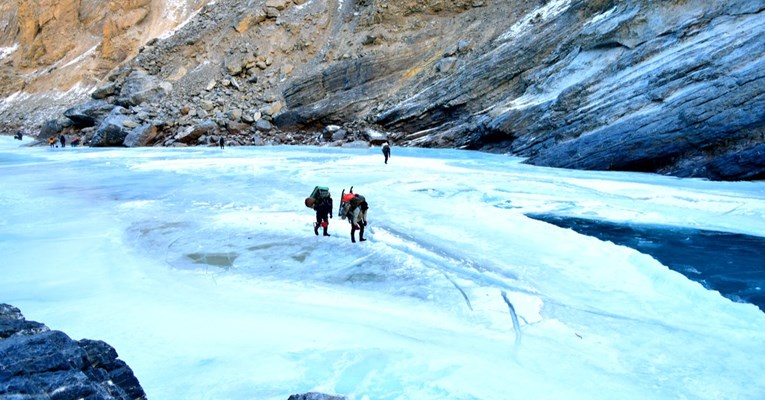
[324,233,331,237]
[314,223,319,236]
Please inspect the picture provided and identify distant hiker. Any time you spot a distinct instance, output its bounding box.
[219,137,225,149]
[13,132,22,140]
[305,186,333,237]
[71,136,80,147]
[338,187,368,243]
[382,141,391,164]
[59,134,66,148]
[48,136,55,148]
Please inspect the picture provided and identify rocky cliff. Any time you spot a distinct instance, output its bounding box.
[0,0,763,180]
[0,304,147,400]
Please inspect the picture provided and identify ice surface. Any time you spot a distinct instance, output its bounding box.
[2,136,764,400]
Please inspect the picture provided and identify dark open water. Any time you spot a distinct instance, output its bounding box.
[527,214,765,313]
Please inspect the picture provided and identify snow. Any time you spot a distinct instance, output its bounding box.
[294,0,314,11]
[0,43,18,60]
[2,136,765,400]
[498,0,573,42]
[586,7,618,27]
[159,1,206,40]
[61,46,98,69]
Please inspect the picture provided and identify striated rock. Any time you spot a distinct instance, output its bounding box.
[0,304,147,400]
[0,304,47,338]
[367,0,765,180]
[1,0,764,181]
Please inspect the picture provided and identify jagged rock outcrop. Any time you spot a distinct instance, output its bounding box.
[0,303,147,400]
[1,0,763,180]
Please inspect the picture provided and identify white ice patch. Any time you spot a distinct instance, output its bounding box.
[0,43,18,60]
[159,2,205,40]
[294,0,314,11]
[61,46,98,69]
[2,141,764,400]
[494,46,622,113]
[0,91,29,113]
[163,0,190,20]
[586,6,617,27]
[498,0,572,42]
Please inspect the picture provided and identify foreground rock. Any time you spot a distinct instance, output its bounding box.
[0,304,147,400]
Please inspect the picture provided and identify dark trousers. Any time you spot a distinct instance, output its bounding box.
[351,223,365,242]
[315,211,330,235]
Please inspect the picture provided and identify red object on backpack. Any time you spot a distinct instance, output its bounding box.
[342,193,356,202]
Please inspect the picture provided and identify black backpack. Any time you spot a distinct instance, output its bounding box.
[339,187,366,220]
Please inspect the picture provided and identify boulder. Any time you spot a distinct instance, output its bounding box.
[176,120,218,143]
[117,70,171,107]
[90,107,135,147]
[255,118,273,131]
[0,304,147,400]
[123,124,160,147]
[64,100,117,128]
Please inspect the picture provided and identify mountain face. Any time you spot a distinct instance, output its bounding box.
[0,0,763,181]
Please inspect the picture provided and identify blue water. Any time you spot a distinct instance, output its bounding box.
[527,214,765,312]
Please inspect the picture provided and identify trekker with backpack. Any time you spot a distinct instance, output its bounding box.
[338,187,368,243]
[305,186,333,237]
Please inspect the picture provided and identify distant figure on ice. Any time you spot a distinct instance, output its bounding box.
[71,136,80,147]
[219,137,225,149]
[59,134,66,148]
[48,136,55,148]
[338,188,368,243]
[305,186,333,237]
[13,132,22,140]
[381,141,391,164]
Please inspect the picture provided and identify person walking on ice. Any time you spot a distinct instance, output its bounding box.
[305,186,333,237]
[382,141,391,164]
[338,188,368,243]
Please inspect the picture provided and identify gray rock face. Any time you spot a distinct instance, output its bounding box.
[90,107,135,147]
[4,0,762,181]
[117,70,171,107]
[63,100,117,128]
[124,124,160,147]
[176,120,219,143]
[273,0,765,180]
[0,304,147,400]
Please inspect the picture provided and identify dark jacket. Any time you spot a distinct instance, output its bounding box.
[314,197,333,217]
